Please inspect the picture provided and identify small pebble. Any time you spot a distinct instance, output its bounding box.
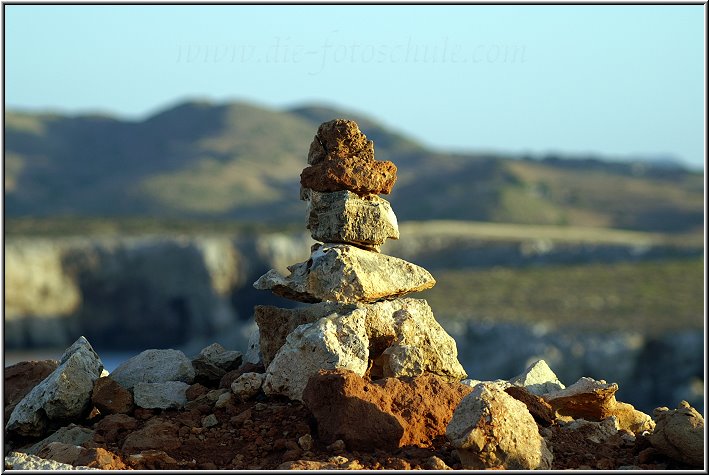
[327,439,346,453]
[298,434,313,451]
[202,414,218,428]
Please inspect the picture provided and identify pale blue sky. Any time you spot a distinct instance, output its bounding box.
[4,5,706,169]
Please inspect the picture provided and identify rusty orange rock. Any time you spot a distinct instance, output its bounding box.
[302,368,472,451]
[300,119,397,195]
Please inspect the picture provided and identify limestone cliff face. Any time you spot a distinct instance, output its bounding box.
[4,234,312,349]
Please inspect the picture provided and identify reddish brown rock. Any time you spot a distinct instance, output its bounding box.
[91,377,134,415]
[185,383,209,401]
[300,119,397,195]
[93,413,139,444]
[302,368,472,451]
[4,360,58,423]
[542,377,654,434]
[306,119,373,165]
[36,441,85,465]
[505,385,555,427]
[122,418,181,452]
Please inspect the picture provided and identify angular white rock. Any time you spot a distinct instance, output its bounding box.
[6,336,103,437]
[305,189,399,251]
[109,349,195,390]
[133,381,190,410]
[263,312,369,401]
[253,243,435,304]
[4,451,97,471]
[446,382,553,470]
[508,359,565,396]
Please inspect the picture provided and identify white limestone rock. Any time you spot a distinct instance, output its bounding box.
[446,382,553,470]
[263,312,369,401]
[231,372,266,401]
[253,243,435,304]
[509,359,565,395]
[6,336,103,437]
[133,381,190,410]
[255,298,467,381]
[4,451,97,470]
[109,349,195,390]
[461,379,513,390]
[305,189,399,251]
[649,401,704,467]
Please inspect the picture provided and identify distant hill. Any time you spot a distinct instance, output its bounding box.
[4,100,704,233]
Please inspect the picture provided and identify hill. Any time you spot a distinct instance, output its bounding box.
[4,100,704,233]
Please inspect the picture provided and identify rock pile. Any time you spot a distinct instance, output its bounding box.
[253,119,467,402]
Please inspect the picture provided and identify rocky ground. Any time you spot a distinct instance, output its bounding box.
[4,347,704,471]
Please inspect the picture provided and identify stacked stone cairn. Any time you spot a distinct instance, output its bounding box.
[253,119,468,402]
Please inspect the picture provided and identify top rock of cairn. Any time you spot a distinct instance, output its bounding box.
[300,119,398,196]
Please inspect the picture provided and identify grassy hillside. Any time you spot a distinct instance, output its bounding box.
[4,100,704,234]
[424,256,704,337]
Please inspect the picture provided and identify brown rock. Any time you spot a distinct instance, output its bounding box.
[648,401,704,467]
[301,120,397,195]
[94,413,138,444]
[122,418,181,452]
[4,360,58,423]
[306,119,373,165]
[36,441,84,465]
[505,385,555,427]
[301,156,397,196]
[543,377,654,434]
[91,377,134,415]
[75,447,127,470]
[302,368,472,451]
[185,383,209,401]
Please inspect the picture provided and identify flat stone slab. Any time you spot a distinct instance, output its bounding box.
[253,243,435,304]
[305,189,399,251]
